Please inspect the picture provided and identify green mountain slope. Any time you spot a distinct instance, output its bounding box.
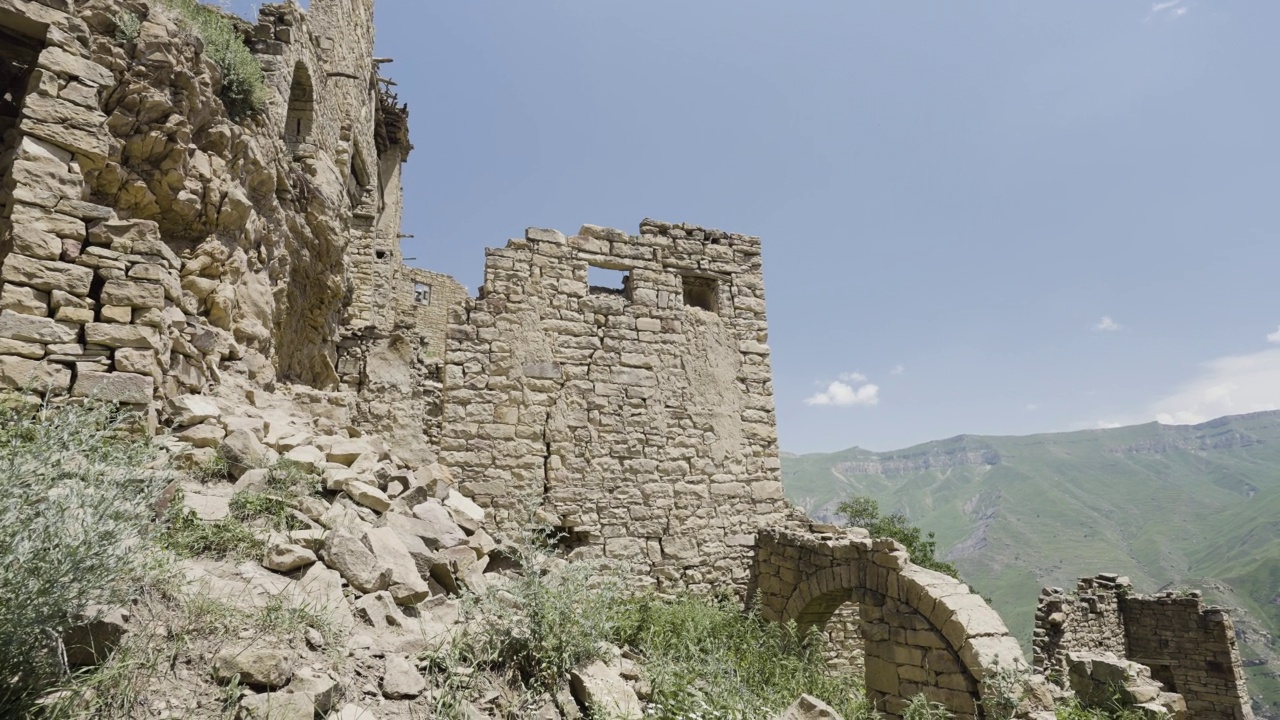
[782,412,1280,716]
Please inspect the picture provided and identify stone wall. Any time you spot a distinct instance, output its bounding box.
[1034,574,1128,679]
[0,0,464,444]
[441,220,793,593]
[1035,575,1254,720]
[1124,594,1254,720]
[752,527,1026,720]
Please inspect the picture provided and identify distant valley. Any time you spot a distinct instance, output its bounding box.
[782,411,1280,716]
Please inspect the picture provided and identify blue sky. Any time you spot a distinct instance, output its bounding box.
[233,0,1280,453]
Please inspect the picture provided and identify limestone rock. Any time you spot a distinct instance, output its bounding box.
[263,543,318,573]
[71,370,153,404]
[0,309,78,343]
[321,527,391,593]
[345,480,391,513]
[1,254,94,295]
[223,430,276,479]
[178,423,225,449]
[334,704,380,720]
[0,356,71,392]
[212,647,293,688]
[235,691,313,720]
[570,659,643,720]
[404,500,467,549]
[169,394,222,425]
[283,668,339,714]
[774,695,844,720]
[443,490,484,532]
[380,654,425,699]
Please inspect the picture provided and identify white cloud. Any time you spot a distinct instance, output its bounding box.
[1147,0,1189,20]
[1094,316,1122,332]
[1266,326,1280,344]
[1150,348,1280,425]
[890,364,906,376]
[1025,403,1039,412]
[1095,420,1123,429]
[805,375,880,407]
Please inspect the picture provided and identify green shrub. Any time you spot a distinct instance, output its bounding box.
[836,496,959,576]
[444,537,624,699]
[112,11,142,43]
[610,592,871,719]
[0,399,169,710]
[903,693,954,720]
[1054,697,1147,720]
[157,0,265,120]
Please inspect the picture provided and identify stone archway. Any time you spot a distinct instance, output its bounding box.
[752,527,1025,720]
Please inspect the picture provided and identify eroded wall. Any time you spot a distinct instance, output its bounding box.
[1035,575,1254,720]
[0,0,464,439]
[441,220,792,592]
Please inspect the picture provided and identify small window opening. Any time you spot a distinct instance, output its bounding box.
[374,249,389,260]
[413,282,432,305]
[682,275,719,312]
[588,265,631,298]
[0,18,43,183]
[284,62,314,156]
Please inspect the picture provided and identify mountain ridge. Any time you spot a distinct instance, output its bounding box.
[781,409,1280,716]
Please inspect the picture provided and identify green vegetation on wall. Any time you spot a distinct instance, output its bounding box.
[157,0,266,119]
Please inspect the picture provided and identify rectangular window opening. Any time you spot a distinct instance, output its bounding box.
[414,282,432,305]
[682,275,719,313]
[588,265,631,299]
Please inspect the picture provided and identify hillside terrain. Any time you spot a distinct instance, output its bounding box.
[783,411,1280,717]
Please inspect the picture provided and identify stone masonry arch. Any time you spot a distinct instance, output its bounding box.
[752,527,1026,720]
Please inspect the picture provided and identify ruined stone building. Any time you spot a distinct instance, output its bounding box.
[1036,575,1254,720]
[0,0,1258,718]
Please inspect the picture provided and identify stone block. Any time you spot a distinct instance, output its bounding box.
[72,371,153,404]
[99,304,133,323]
[83,323,161,349]
[0,309,78,343]
[0,338,45,359]
[99,279,164,309]
[0,356,71,392]
[0,284,51,316]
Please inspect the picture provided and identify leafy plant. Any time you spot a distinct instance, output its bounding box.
[836,496,959,576]
[980,662,1031,720]
[157,0,265,119]
[444,531,623,698]
[0,399,170,712]
[112,11,142,43]
[903,693,954,720]
[611,592,871,719]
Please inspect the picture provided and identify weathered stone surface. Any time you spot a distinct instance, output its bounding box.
[406,499,468,548]
[264,543,318,573]
[774,694,844,720]
[0,284,51,316]
[1,254,94,296]
[222,430,277,479]
[0,338,45,359]
[322,527,392,593]
[381,654,425,699]
[72,370,153,404]
[346,480,391,513]
[169,394,221,425]
[99,279,164,309]
[0,356,71,392]
[83,323,162,349]
[570,659,643,720]
[236,691,313,720]
[212,647,293,688]
[0,309,79,343]
[178,423,225,449]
